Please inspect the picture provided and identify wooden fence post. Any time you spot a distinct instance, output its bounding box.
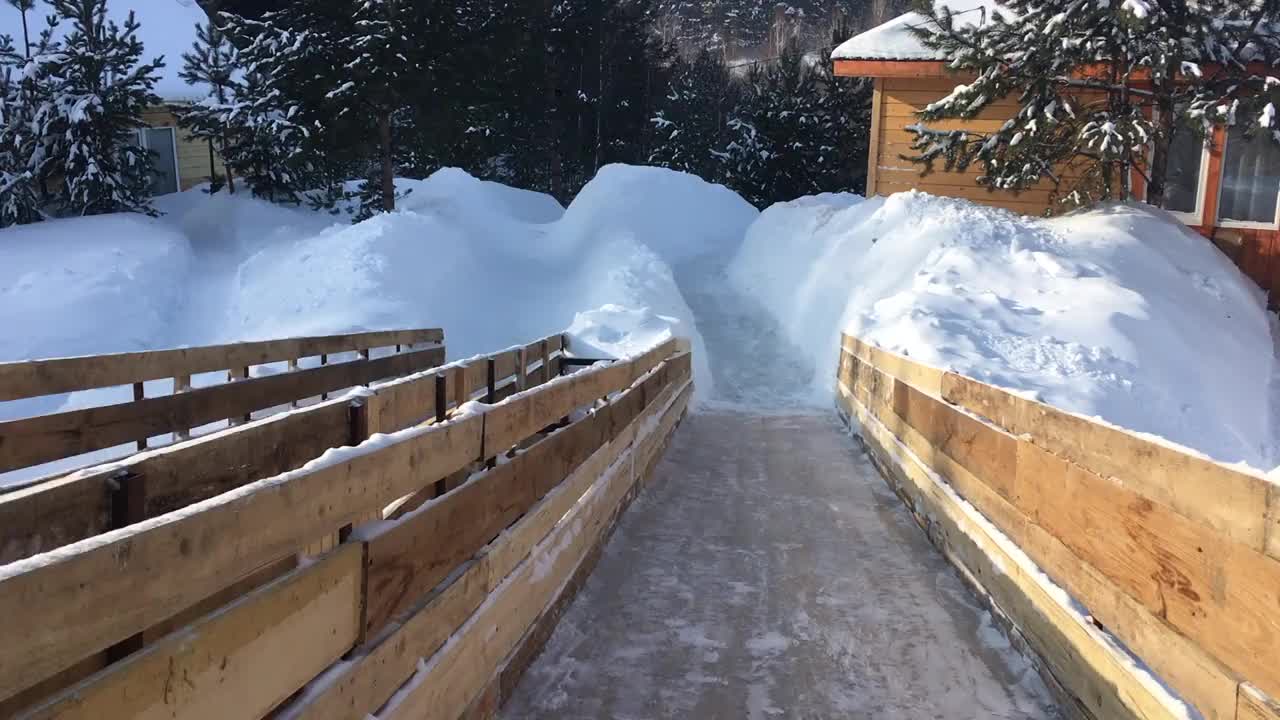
[132,382,147,450]
[434,374,448,497]
[106,469,147,660]
[173,373,192,440]
[539,339,550,385]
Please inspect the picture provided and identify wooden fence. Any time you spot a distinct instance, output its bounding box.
[0,330,693,720]
[836,332,1280,720]
[0,328,447,478]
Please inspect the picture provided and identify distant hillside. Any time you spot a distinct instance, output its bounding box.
[652,0,910,63]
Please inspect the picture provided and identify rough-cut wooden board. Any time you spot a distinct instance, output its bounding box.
[940,368,1270,553]
[366,369,439,435]
[379,418,644,720]
[0,329,442,401]
[1017,441,1280,701]
[492,351,520,385]
[279,358,685,720]
[0,474,112,565]
[1240,684,1280,720]
[494,387,691,713]
[483,360,633,456]
[0,346,445,474]
[892,381,1018,499]
[19,544,360,720]
[363,460,532,637]
[276,558,491,720]
[0,398,354,566]
[841,385,1183,720]
[0,413,482,702]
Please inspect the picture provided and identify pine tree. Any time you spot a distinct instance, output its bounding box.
[649,48,738,181]
[0,33,42,226]
[178,21,238,193]
[906,0,1280,207]
[38,0,163,216]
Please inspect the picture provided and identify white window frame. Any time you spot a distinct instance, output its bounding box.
[135,125,182,195]
[1147,112,1210,226]
[1215,128,1280,230]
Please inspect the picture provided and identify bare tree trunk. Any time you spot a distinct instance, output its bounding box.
[19,8,30,59]
[379,110,395,212]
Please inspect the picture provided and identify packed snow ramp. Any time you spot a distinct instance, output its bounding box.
[838,332,1280,720]
[0,331,693,719]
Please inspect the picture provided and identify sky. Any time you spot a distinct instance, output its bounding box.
[1,0,206,99]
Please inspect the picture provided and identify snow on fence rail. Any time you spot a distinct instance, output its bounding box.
[0,330,693,720]
[836,332,1280,720]
[0,327,448,477]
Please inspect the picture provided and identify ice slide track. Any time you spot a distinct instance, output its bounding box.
[501,273,1062,719]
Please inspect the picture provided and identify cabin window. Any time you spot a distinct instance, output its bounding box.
[1162,122,1205,216]
[1218,127,1280,226]
[130,127,181,196]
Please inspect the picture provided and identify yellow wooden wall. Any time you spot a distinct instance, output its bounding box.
[141,106,221,192]
[869,77,1064,215]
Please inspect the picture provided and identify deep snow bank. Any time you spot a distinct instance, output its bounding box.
[0,214,193,363]
[230,165,741,394]
[729,191,1278,469]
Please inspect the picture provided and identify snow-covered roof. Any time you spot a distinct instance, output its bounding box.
[0,0,207,101]
[831,0,1004,62]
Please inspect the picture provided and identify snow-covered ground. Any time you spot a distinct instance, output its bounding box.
[729,191,1278,469]
[3,165,1279,478]
[0,165,753,485]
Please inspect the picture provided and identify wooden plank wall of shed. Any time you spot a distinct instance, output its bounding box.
[141,106,222,191]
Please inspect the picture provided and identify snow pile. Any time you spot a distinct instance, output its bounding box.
[229,165,739,393]
[729,191,1278,469]
[0,214,193,363]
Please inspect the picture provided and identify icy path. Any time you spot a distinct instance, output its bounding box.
[502,251,1059,717]
[674,252,822,410]
[502,411,1061,718]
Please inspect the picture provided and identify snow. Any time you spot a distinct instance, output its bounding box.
[831,0,1005,62]
[5,161,1279,478]
[1,1,207,101]
[0,165,745,485]
[729,191,1278,470]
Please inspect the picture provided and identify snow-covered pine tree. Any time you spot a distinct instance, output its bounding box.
[215,9,317,203]
[178,21,238,193]
[906,0,1280,207]
[0,33,42,226]
[649,48,739,181]
[39,0,163,216]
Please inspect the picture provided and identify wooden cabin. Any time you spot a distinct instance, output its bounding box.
[833,0,1280,298]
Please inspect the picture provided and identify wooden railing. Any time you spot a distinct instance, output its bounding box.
[0,328,447,478]
[0,330,693,720]
[836,332,1280,720]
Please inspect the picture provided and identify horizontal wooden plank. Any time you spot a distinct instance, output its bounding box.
[492,351,519,384]
[843,386,1183,720]
[279,356,684,720]
[0,412,483,702]
[482,361,632,456]
[363,459,533,638]
[0,345,444,474]
[1240,684,1280,720]
[892,382,1018,500]
[0,474,111,566]
[0,328,443,402]
[1019,441,1280,701]
[367,369,439,435]
[20,543,361,720]
[380,414,643,720]
[0,398,353,565]
[939,371,1271,552]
